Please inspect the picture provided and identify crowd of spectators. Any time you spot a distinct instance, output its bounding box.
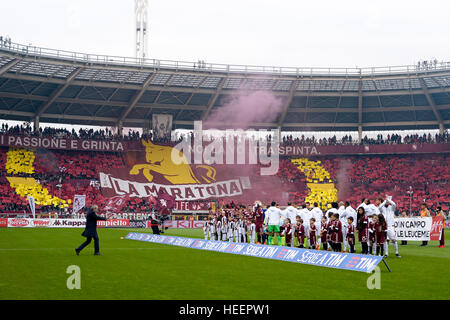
[275,155,449,215]
[282,131,448,146]
[0,123,166,143]
[0,148,448,217]
[1,123,448,147]
[361,132,449,145]
[0,123,448,217]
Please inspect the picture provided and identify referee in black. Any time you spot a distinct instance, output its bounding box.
[75,205,107,256]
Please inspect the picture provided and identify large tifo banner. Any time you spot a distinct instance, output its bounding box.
[393,217,438,241]
[99,139,285,202]
[125,233,384,273]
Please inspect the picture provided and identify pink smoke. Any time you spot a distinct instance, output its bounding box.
[200,90,285,198]
[204,90,285,129]
[336,159,352,201]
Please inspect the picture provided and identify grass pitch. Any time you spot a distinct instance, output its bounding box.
[0,227,449,300]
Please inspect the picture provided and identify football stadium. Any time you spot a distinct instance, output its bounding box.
[0,0,449,303]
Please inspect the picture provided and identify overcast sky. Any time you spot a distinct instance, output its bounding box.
[1,0,449,68]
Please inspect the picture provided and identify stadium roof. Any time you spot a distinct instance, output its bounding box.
[0,41,449,131]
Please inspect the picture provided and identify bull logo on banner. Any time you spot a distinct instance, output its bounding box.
[129,140,216,185]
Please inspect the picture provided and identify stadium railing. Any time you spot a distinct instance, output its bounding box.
[1,41,450,76]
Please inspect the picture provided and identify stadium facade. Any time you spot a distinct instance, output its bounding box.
[0,41,449,138]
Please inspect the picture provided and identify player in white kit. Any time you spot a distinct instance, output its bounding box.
[220,213,228,241]
[237,217,246,243]
[209,216,217,240]
[310,203,323,247]
[345,200,357,250]
[338,201,349,251]
[248,220,256,244]
[228,219,235,242]
[203,217,209,240]
[283,202,299,227]
[344,201,357,227]
[298,204,312,235]
[233,218,240,242]
[377,195,401,258]
[358,198,380,216]
[215,219,221,241]
[283,202,298,245]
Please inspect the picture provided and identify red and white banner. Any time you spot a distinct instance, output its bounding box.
[7,218,85,228]
[430,216,444,241]
[97,219,129,228]
[0,218,8,227]
[8,218,36,227]
[394,216,447,241]
[6,218,129,228]
[393,217,433,241]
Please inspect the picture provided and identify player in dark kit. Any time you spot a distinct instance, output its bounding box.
[320,216,328,250]
[374,214,387,256]
[346,216,356,253]
[309,218,317,249]
[282,218,294,247]
[296,217,305,248]
[368,216,376,255]
[327,211,334,250]
[253,203,265,244]
[357,206,369,254]
[331,213,343,252]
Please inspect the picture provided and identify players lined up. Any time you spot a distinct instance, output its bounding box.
[203,195,401,258]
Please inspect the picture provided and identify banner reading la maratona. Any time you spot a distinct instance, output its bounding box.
[393,217,433,241]
[100,172,243,201]
[99,140,300,202]
[99,139,252,201]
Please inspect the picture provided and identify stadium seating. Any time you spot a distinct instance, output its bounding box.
[0,144,448,215]
[316,154,449,212]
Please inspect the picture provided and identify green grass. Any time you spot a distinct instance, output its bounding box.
[0,227,449,300]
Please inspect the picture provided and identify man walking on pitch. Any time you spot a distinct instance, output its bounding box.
[264,201,283,245]
[75,205,107,256]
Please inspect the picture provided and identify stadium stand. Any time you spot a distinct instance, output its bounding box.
[282,132,449,146]
[2,123,448,147]
[0,41,449,218]
[0,138,448,216]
